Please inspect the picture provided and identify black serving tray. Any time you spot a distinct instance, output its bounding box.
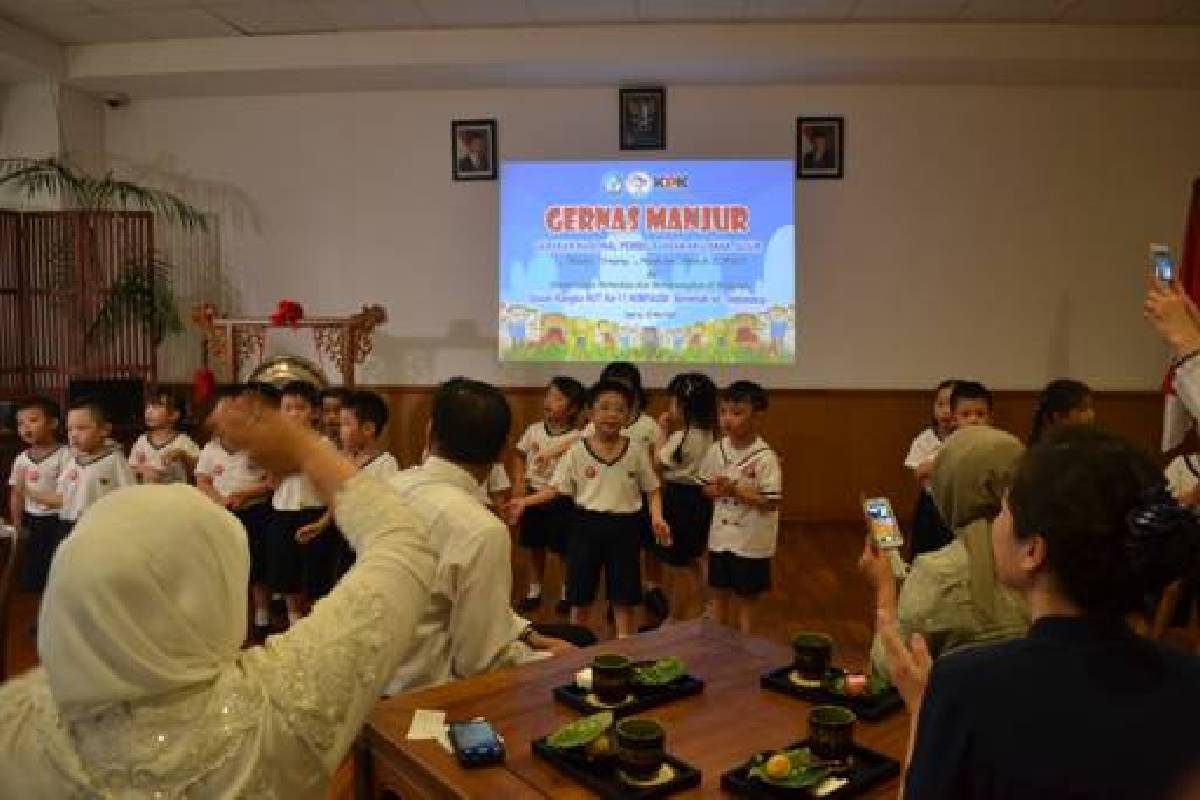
[721,739,901,798]
[532,736,702,799]
[553,674,705,717]
[760,667,904,721]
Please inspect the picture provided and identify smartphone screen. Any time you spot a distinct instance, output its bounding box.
[1151,244,1175,283]
[452,720,500,751]
[864,497,904,549]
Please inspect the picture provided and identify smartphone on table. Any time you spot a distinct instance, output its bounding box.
[448,718,506,768]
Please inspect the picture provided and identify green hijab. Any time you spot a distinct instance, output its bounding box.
[930,426,1028,636]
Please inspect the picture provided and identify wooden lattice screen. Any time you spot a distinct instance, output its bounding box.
[0,209,157,406]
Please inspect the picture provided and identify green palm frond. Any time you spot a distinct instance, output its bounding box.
[87,255,183,346]
[0,157,208,231]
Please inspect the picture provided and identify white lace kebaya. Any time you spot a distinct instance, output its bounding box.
[0,475,436,798]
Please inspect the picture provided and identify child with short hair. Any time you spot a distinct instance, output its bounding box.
[701,381,781,635]
[32,398,135,533]
[269,381,330,625]
[7,397,70,594]
[339,390,399,478]
[950,380,994,429]
[129,389,200,484]
[652,372,719,622]
[508,379,669,638]
[906,379,958,556]
[1029,379,1094,445]
[319,387,351,444]
[513,376,586,613]
[197,384,275,638]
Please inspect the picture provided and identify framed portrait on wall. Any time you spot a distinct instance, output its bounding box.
[452,119,497,181]
[620,86,666,151]
[796,116,843,180]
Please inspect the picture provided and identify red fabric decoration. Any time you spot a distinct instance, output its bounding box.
[192,367,216,409]
[269,299,304,327]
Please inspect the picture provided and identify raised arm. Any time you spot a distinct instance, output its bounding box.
[218,398,437,776]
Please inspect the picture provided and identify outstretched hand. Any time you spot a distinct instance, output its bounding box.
[857,536,898,609]
[212,396,316,475]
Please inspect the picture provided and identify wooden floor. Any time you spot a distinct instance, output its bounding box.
[4,520,877,681]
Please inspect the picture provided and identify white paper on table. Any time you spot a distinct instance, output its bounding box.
[406,709,452,753]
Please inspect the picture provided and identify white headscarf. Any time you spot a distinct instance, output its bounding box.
[37,483,248,716]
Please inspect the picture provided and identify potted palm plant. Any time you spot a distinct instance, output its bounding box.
[0,156,208,345]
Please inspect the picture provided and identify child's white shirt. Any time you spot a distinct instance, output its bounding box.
[8,446,70,516]
[57,446,136,522]
[272,436,334,511]
[904,427,944,491]
[480,463,511,506]
[129,432,200,484]
[516,421,580,490]
[195,440,267,500]
[583,413,663,453]
[1165,454,1200,500]
[700,436,782,559]
[550,437,659,514]
[658,428,715,485]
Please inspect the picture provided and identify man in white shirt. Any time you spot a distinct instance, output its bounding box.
[386,378,573,694]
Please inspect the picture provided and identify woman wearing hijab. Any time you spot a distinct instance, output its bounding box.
[0,396,437,798]
[878,426,1200,799]
[866,425,1030,682]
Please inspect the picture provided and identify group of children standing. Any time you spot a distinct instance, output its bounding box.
[6,382,396,640]
[506,361,781,637]
[903,377,1097,557]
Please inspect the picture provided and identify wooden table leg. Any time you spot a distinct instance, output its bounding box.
[353,734,374,800]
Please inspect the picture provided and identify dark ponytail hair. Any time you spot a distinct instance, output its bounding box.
[1029,379,1092,445]
[1008,425,1200,617]
[930,378,959,431]
[666,372,718,464]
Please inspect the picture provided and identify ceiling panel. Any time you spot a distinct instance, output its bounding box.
[639,0,747,20]
[529,0,638,23]
[203,1,331,34]
[1062,0,1187,21]
[309,0,429,30]
[24,11,143,43]
[113,7,237,37]
[88,0,195,9]
[851,0,969,19]
[744,0,857,19]
[959,0,1071,20]
[417,0,533,25]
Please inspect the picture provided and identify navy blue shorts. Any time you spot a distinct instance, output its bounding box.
[565,508,643,607]
[708,550,771,597]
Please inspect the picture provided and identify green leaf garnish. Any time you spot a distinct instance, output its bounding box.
[545,711,614,749]
[633,656,687,686]
[748,747,832,789]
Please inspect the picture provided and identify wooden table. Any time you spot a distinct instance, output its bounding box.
[357,621,910,798]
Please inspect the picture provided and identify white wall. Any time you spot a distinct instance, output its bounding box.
[104,83,1200,389]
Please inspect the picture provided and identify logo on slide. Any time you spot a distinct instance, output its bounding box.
[602,172,623,194]
[625,171,652,197]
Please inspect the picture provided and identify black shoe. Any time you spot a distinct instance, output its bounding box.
[554,599,571,616]
[644,588,669,622]
[516,594,542,613]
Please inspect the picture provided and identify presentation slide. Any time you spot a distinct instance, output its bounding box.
[499,159,795,364]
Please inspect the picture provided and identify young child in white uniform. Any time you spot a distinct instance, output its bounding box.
[129,390,200,485]
[513,376,585,614]
[7,397,70,593]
